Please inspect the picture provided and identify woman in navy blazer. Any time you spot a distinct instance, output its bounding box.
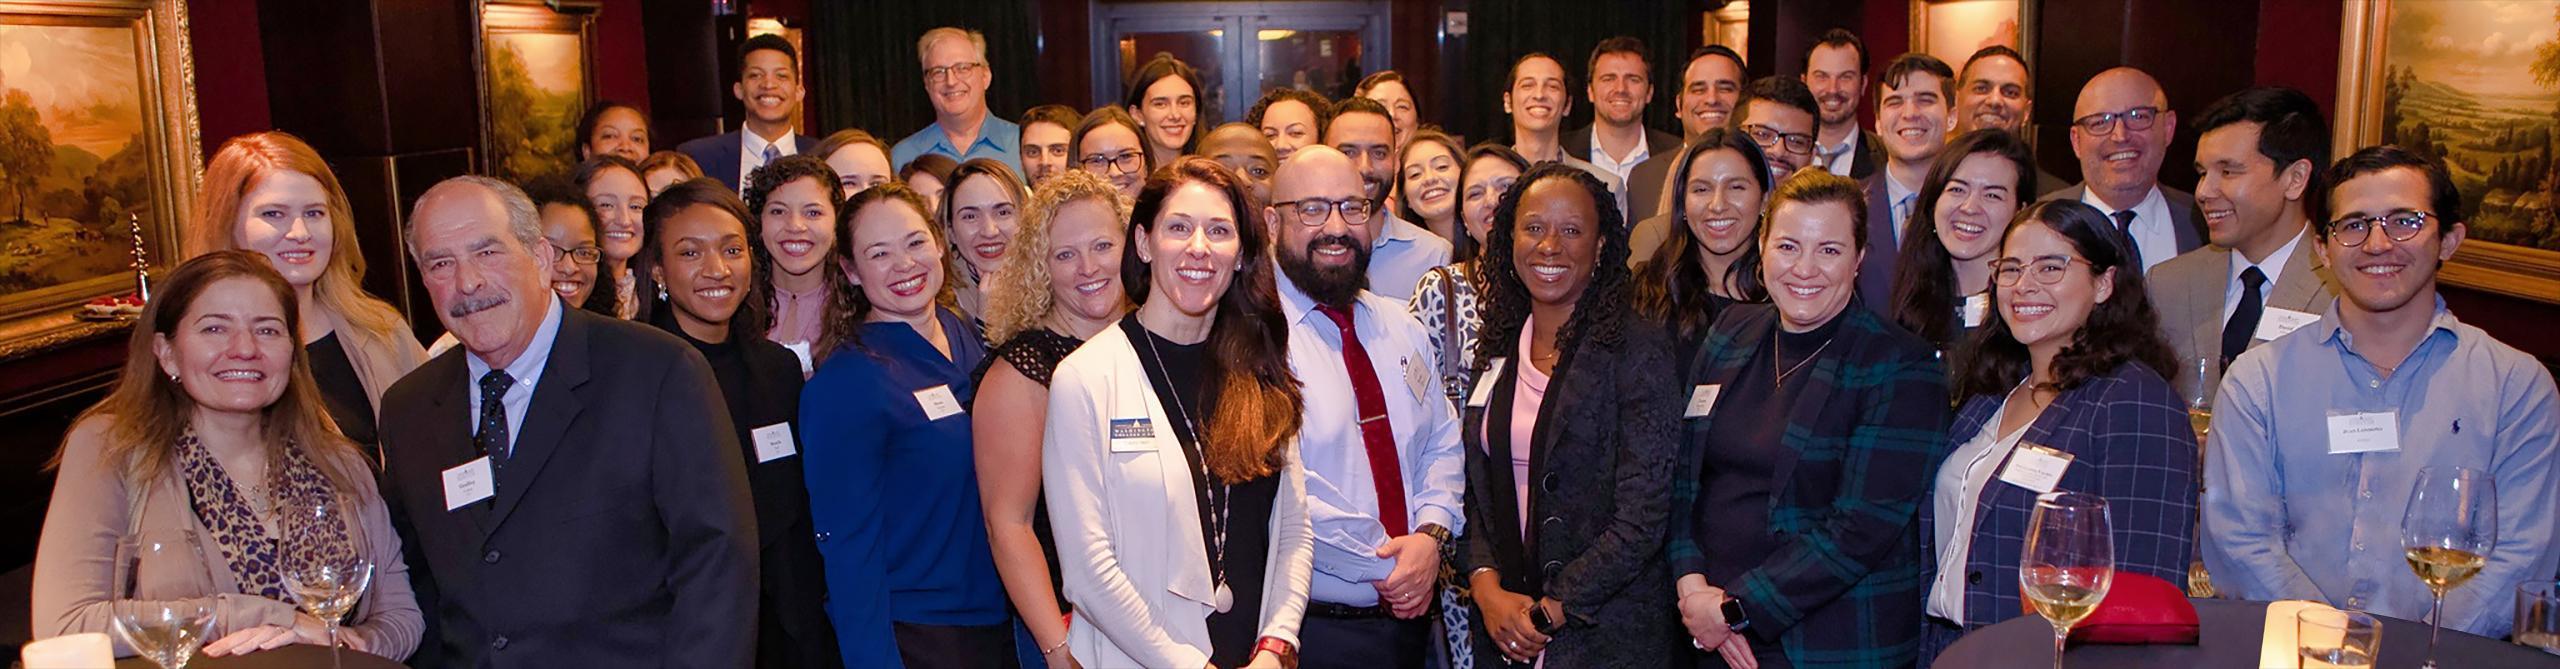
[1916,200,2198,665]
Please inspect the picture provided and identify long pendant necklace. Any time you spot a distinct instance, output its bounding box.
[1773,333,1837,390]
[1139,327,1235,613]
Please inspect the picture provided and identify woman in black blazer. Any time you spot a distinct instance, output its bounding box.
[1462,163,1684,668]
[634,178,842,668]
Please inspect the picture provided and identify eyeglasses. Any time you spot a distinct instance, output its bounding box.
[1989,256,2098,287]
[2328,211,2434,247]
[554,245,602,266]
[2071,106,2162,135]
[1742,123,1815,155]
[1272,198,1379,226]
[923,61,984,84]
[1080,151,1145,175]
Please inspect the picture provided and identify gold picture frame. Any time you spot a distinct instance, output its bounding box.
[0,0,202,361]
[2336,0,2560,304]
[475,0,597,186]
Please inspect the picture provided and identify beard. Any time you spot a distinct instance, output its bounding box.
[1278,232,1371,307]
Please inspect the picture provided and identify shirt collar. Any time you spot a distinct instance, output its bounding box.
[1272,261,1372,328]
[743,129,796,157]
[2315,294,2461,350]
[1885,171,1919,206]
[1374,216,1425,250]
[465,294,564,384]
[921,116,1020,156]
[2078,184,2166,217]
[2230,225,2308,287]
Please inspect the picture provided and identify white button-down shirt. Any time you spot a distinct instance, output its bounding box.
[740,130,799,192]
[1585,125,1650,185]
[463,296,563,455]
[2080,186,2178,273]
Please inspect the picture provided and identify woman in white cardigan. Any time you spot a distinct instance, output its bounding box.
[1044,156,1313,668]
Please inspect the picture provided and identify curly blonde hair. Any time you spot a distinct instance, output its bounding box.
[982,169,1126,345]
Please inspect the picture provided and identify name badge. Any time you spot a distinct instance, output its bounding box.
[1404,355,1434,403]
[2252,307,2321,343]
[442,456,496,511]
[914,385,965,421]
[750,422,798,463]
[783,341,815,376]
[1962,293,1991,329]
[1468,357,1508,408]
[2327,411,2401,454]
[1997,443,2074,494]
[1109,417,1157,451]
[1685,384,1724,418]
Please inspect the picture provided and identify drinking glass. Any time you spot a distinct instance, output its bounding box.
[2517,581,2560,655]
[2297,608,2381,668]
[2021,492,2115,669]
[275,492,374,669]
[109,531,219,669]
[2184,356,2215,445]
[2401,466,2496,669]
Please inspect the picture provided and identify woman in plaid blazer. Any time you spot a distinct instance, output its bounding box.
[1666,169,1953,669]
[1914,201,2198,665]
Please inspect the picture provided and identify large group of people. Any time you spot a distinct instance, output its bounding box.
[27,21,2560,669]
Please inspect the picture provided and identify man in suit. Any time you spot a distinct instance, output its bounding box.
[2147,87,2337,402]
[1627,45,1748,222]
[1503,52,1629,217]
[381,176,759,668]
[2043,67,2204,273]
[1563,36,1681,187]
[1951,45,2066,194]
[1856,53,1955,309]
[1803,29,1883,180]
[892,27,1020,174]
[679,34,808,192]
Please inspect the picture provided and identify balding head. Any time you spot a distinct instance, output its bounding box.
[409,175,556,368]
[2068,67,2177,208]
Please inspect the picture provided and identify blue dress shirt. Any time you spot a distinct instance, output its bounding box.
[1366,217,1453,303]
[893,116,1023,177]
[463,295,563,455]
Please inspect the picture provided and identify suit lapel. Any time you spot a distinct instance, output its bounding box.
[2166,188,2205,252]
[2187,248,2231,369]
[486,311,592,530]
[2270,228,2332,311]
[420,351,498,533]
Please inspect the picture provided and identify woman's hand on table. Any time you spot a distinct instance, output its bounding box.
[201,611,360,656]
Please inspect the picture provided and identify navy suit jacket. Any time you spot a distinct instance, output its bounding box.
[677,130,811,192]
[1857,172,1907,314]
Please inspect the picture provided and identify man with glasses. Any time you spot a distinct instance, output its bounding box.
[1803,29,1882,179]
[1626,45,1749,222]
[1266,145,1465,669]
[1731,76,1821,185]
[2202,145,2559,637]
[678,34,808,192]
[2149,87,2339,402]
[1323,98,1449,301]
[892,27,1019,175]
[2044,67,2204,272]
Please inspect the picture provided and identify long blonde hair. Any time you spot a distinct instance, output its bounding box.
[193,132,412,380]
[982,170,1124,345]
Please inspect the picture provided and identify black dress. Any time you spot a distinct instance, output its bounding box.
[975,327,1087,612]
[1126,317,1278,668]
[305,333,377,452]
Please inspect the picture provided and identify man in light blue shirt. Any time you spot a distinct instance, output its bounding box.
[1267,146,1465,668]
[2205,145,2559,637]
[892,27,1020,176]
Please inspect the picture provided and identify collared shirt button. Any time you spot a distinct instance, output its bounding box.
[2369,379,2381,388]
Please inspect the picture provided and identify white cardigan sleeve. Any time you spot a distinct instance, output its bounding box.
[1044,352,1212,669]
[1258,441,1315,648]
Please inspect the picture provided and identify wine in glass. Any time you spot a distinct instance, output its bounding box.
[2022,492,2114,669]
[276,492,374,669]
[2184,356,2215,444]
[2401,466,2496,669]
[2516,581,2560,655]
[109,530,219,669]
[2297,607,2381,668]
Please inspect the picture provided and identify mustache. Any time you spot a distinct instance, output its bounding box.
[447,293,508,318]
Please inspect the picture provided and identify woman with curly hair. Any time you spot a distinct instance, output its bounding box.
[745,154,844,371]
[1916,200,2195,664]
[1462,163,1683,668]
[972,169,1129,669]
[1630,129,1773,357]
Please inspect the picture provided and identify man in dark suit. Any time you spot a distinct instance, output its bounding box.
[1626,45,1748,222]
[2044,66,2205,274]
[679,34,809,192]
[1855,53,1956,309]
[1563,36,1681,189]
[1803,29,1883,180]
[381,175,759,668]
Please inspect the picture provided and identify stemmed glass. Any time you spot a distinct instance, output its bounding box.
[2401,466,2495,669]
[2022,492,2115,669]
[109,530,220,669]
[2183,356,2218,598]
[275,492,374,669]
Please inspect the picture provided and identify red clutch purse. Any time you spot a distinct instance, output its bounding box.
[2017,572,2201,644]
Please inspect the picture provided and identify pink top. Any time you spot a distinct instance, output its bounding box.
[767,281,828,351]
[1510,316,1551,539]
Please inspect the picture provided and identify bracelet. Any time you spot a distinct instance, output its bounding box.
[1039,635,1070,656]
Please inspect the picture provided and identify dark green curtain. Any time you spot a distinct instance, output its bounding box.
[808,0,1043,143]
[1452,0,1699,147]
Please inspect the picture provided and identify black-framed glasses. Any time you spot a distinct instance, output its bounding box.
[923,61,984,84]
[1989,256,2097,286]
[1272,198,1379,226]
[1742,123,1815,154]
[1080,151,1145,175]
[2071,106,2162,135]
[2328,211,2434,247]
[554,244,602,266]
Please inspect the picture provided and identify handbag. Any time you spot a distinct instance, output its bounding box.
[2018,572,2201,644]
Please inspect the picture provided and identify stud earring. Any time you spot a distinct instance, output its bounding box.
[657,285,668,301]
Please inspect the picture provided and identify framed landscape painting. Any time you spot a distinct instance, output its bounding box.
[2338,0,2560,303]
[0,0,201,360]
[477,0,594,186]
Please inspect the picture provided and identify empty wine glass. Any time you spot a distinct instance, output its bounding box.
[110,530,219,669]
[2022,492,2115,669]
[2515,581,2560,655]
[2401,466,2495,669]
[2297,607,2381,668]
[275,492,373,669]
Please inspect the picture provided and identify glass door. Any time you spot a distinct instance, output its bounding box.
[1092,1,1391,123]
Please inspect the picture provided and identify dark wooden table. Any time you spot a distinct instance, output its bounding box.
[110,644,404,669]
[1935,598,2560,667]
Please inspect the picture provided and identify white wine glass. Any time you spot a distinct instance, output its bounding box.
[2184,356,2215,445]
[2401,466,2495,669]
[275,492,374,669]
[2022,492,2114,669]
[109,530,219,669]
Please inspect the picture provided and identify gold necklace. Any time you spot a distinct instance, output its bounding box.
[1773,334,1836,389]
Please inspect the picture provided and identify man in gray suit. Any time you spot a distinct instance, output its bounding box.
[2043,67,2204,273]
[2148,87,2337,402]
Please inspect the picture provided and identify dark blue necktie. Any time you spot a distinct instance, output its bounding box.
[2223,266,2267,367]
[476,369,515,477]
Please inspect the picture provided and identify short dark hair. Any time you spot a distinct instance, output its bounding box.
[1959,45,2031,98]
[2311,144,2463,238]
[1687,44,1747,79]
[1248,87,1333,129]
[1878,52,1955,101]
[739,34,797,77]
[1506,52,1567,90]
[1805,28,1866,72]
[1326,96,1391,134]
[2195,86,2331,199]
[573,101,649,161]
[1020,104,1082,134]
[1588,36,1650,78]
[1734,75,1818,127]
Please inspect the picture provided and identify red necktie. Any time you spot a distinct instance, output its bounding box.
[1316,304,1410,537]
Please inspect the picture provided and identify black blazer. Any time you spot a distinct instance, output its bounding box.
[380,308,759,668]
[1462,308,1684,668]
[1562,123,1682,170]
[677,130,811,192]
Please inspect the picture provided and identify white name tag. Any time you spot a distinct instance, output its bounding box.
[1404,354,1433,402]
[2253,307,2321,342]
[1685,385,1723,418]
[751,422,798,463]
[1997,443,2074,494]
[1467,358,1508,408]
[442,456,496,511]
[2327,411,2401,454]
[1108,417,1158,452]
[783,341,814,376]
[915,385,964,421]
[1962,293,1991,329]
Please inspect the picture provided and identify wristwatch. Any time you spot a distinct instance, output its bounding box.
[1255,636,1299,669]
[1529,600,1565,635]
[1722,596,1754,633]
[1416,522,1453,547]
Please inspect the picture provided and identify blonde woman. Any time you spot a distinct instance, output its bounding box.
[192,131,424,459]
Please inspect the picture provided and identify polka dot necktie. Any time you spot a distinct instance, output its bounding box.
[476,369,515,479]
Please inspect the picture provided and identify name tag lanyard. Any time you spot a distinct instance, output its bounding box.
[1136,328,1238,614]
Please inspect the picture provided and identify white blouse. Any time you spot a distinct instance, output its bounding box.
[1927,387,2029,623]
